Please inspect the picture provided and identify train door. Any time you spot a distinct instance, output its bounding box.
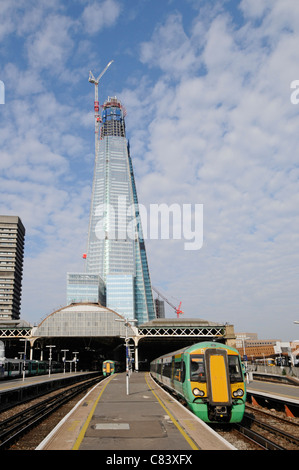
[106,362,111,375]
[170,356,175,387]
[205,349,231,406]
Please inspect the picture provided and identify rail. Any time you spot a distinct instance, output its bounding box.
[0,375,103,449]
[236,411,299,450]
[236,422,285,450]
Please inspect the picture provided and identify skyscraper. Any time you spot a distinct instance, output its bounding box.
[0,215,25,321]
[67,97,155,324]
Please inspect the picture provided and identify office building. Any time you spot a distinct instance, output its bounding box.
[0,215,25,320]
[155,298,165,318]
[67,97,155,324]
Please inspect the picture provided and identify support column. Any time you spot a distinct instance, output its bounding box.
[29,339,35,360]
[134,337,140,372]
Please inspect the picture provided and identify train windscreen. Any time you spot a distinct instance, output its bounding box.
[228,355,243,383]
[190,355,205,382]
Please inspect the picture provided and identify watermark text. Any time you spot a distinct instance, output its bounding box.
[0,80,5,104]
[290,80,299,104]
[94,197,203,251]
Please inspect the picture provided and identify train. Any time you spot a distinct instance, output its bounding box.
[150,341,246,424]
[0,358,63,379]
[255,358,275,366]
[102,360,119,377]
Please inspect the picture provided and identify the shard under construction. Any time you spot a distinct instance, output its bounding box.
[67,95,155,324]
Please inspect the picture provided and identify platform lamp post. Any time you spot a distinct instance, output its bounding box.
[20,339,27,382]
[115,317,137,395]
[46,345,56,378]
[62,349,69,374]
[240,337,250,383]
[73,352,79,373]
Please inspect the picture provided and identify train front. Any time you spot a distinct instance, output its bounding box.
[188,345,246,423]
[102,360,115,377]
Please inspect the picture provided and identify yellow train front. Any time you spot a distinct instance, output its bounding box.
[102,360,116,377]
[150,341,246,423]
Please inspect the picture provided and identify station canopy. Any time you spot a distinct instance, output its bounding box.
[32,303,136,338]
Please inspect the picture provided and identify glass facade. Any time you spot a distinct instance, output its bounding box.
[106,274,134,319]
[66,273,104,305]
[67,97,155,324]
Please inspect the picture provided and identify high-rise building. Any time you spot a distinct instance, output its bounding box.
[0,216,25,320]
[155,298,165,319]
[67,97,155,324]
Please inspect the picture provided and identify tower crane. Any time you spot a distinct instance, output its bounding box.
[89,60,114,160]
[152,286,183,318]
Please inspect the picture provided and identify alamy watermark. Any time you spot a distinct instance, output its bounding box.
[94,197,203,251]
[0,80,4,104]
[290,80,299,104]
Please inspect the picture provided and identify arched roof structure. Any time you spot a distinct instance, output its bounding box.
[1,303,236,370]
[32,303,136,339]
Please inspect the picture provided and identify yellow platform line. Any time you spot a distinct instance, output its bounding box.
[72,374,115,450]
[145,373,199,450]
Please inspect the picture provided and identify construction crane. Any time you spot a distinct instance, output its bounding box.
[89,60,114,160]
[152,286,183,318]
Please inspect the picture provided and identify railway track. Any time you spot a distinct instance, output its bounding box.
[0,375,103,449]
[215,404,299,450]
[238,405,299,450]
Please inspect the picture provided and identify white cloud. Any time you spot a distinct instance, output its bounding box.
[26,14,75,73]
[82,0,122,35]
[140,13,198,78]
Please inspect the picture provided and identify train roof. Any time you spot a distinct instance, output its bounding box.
[151,341,240,362]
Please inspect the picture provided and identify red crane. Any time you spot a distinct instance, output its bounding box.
[152,286,183,318]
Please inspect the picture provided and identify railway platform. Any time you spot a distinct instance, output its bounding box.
[37,372,236,451]
[0,371,98,392]
[0,371,99,411]
[247,379,299,401]
[247,379,299,417]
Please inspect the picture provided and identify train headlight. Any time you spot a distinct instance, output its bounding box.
[233,388,244,397]
[193,388,205,397]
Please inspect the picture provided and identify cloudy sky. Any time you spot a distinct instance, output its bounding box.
[1,0,299,341]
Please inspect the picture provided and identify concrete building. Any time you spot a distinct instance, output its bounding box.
[154,298,165,318]
[0,215,25,320]
[235,332,281,361]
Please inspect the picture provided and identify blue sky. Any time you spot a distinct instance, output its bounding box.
[1,0,299,341]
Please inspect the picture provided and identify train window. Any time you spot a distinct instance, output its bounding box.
[228,355,243,383]
[190,355,206,382]
[162,362,172,378]
[174,361,181,381]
